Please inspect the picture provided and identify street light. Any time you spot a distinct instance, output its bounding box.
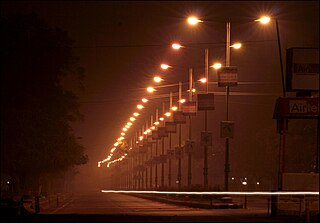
[255,15,286,191]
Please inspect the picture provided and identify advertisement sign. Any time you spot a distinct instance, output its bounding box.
[165,122,176,133]
[273,97,319,119]
[218,66,238,87]
[158,126,168,137]
[173,111,186,124]
[182,101,197,116]
[152,130,160,140]
[286,48,319,92]
[197,94,214,110]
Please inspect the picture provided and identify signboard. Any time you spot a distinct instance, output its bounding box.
[147,135,156,144]
[286,48,319,92]
[165,122,176,133]
[160,154,167,164]
[184,140,195,154]
[273,97,319,119]
[181,101,197,116]
[220,121,234,138]
[139,145,147,153]
[197,93,215,110]
[217,66,238,87]
[158,126,168,137]
[201,131,212,146]
[173,111,186,124]
[152,130,160,140]
[167,149,174,158]
[175,146,183,159]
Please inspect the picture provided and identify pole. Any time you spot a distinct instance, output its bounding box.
[188,68,193,188]
[161,102,165,188]
[155,109,158,189]
[224,21,231,191]
[276,19,287,192]
[145,121,148,189]
[150,116,153,188]
[168,92,173,188]
[203,48,209,189]
[178,82,182,190]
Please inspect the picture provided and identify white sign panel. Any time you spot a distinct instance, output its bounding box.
[286,48,319,91]
[218,66,238,87]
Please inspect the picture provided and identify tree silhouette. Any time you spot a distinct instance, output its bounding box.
[1,13,88,195]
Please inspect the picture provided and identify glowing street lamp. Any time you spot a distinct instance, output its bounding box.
[187,16,203,25]
[161,64,172,70]
[172,43,182,50]
[137,104,144,110]
[147,86,156,93]
[153,76,163,83]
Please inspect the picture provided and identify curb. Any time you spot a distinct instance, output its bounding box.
[131,194,243,209]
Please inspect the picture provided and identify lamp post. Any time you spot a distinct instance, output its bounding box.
[256,16,286,191]
[171,41,210,189]
[224,21,231,192]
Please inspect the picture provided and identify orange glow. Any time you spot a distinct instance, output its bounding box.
[255,16,271,24]
[172,43,182,50]
[161,64,171,69]
[153,76,163,83]
[211,63,222,69]
[130,117,136,121]
[231,42,242,49]
[187,16,203,25]
[147,86,156,93]
[171,106,178,111]
[199,78,207,83]
[137,104,144,109]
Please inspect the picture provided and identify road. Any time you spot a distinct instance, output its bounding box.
[21,190,313,222]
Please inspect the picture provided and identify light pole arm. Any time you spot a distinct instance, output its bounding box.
[276,19,286,97]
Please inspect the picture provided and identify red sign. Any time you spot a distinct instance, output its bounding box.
[182,101,197,116]
[173,111,186,124]
[273,97,319,119]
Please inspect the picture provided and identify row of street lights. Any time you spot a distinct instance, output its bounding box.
[99,15,284,191]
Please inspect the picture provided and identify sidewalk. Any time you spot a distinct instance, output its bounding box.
[131,193,243,209]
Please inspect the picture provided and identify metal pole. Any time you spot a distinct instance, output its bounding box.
[161,102,165,188]
[224,21,231,191]
[188,68,193,188]
[276,19,287,192]
[275,19,286,98]
[178,82,182,190]
[168,92,173,188]
[145,121,148,189]
[204,48,209,189]
[155,109,158,189]
[149,116,153,188]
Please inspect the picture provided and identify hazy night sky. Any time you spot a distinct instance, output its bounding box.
[2,1,318,190]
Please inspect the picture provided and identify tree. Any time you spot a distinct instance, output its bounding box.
[1,13,88,195]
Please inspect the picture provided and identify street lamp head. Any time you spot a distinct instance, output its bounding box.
[141,98,148,103]
[255,16,271,24]
[199,77,207,83]
[147,86,156,93]
[210,63,222,70]
[230,42,242,49]
[187,16,203,25]
[171,106,178,111]
[172,43,182,50]
[137,104,144,109]
[160,64,171,70]
[153,76,163,83]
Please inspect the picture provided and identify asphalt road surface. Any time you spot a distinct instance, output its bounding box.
[18,190,314,222]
